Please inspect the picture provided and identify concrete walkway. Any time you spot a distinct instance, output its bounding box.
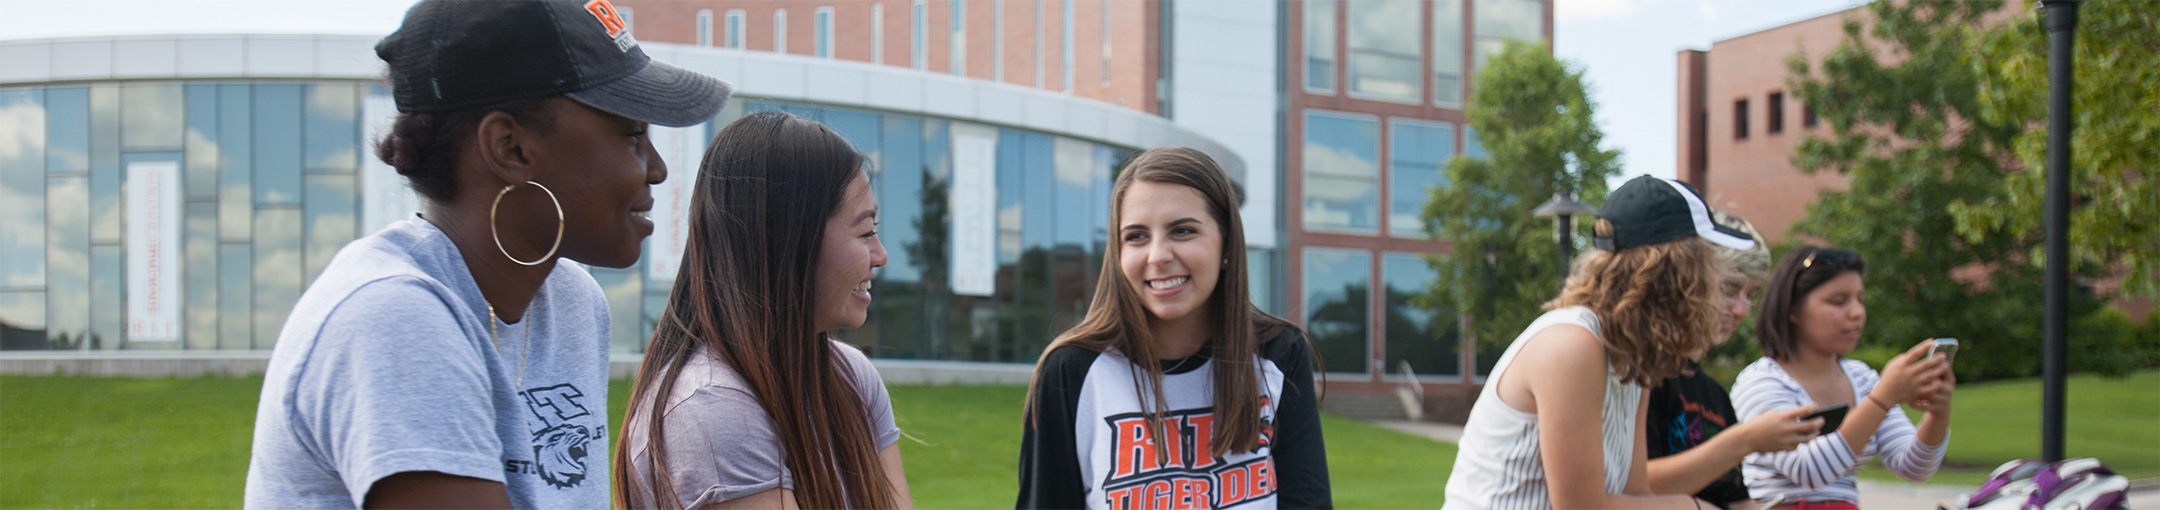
[1364,419,2158,509]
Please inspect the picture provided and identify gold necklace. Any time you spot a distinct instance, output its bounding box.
[488,306,531,387]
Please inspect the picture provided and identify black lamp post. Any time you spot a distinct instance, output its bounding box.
[1532,191,1597,282]
[2039,0,2079,463]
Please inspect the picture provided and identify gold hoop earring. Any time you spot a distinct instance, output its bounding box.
[491,180,565,266]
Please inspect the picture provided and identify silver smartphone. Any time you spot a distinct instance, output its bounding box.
[1930,338,1959,364]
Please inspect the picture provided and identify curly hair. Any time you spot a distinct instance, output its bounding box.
[1543,220,1723,387]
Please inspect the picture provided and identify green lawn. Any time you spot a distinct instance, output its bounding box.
[9,372,2144,508]
[1855,370,2160,486]
[4,377,1453,509]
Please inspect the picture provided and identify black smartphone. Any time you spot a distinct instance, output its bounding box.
[1805,403,1851,435]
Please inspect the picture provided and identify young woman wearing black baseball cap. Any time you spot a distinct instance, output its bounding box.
[243,1,729,508]
[1442,176,1756,510]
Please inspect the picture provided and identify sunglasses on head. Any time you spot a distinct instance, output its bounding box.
[1800,249,1855,270]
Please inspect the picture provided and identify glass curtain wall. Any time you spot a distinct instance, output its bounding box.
[2,82,1145,363]
[1303,247,1370,375]
[1382,252,1457,378]
[1345,0,1420,101]
[1,80,371,351]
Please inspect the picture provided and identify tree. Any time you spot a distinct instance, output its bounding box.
[1959,0,2160,297]
[1418,41,1620,363]
[1784,0,2136,380]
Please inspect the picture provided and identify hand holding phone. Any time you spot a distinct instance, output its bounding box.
[1804,403,1851,435]
[1928,338,1960,364]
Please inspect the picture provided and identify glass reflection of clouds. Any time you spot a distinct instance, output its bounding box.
[3,79,1168,362]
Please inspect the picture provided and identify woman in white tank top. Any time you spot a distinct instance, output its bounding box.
[1443,176,1758,510]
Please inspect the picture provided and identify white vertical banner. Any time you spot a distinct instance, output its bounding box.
[646,122,707,281]
[949,123,999,297]
[361,93,423,236]
[127,161,182,342]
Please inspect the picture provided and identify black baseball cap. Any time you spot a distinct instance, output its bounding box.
[376,0,730,127]
[1592,175,1756,251]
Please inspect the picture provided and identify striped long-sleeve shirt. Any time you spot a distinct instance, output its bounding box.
[1730,357,1947,504]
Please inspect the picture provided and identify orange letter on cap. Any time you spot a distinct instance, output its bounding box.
[585,0,628,36]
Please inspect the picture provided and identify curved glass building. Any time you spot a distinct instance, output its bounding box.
[0,34,1248,365]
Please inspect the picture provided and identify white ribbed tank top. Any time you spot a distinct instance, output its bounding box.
[1442,306,1640,510]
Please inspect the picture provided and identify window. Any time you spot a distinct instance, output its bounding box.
[1304,247,1372,375]
[1768,92,1784,134]
[1734,98,1750,139]
[1388,120,1453,237]
[724,10,745,49]
[873,3,885,64]
[1464,126,1487,159]
[774,9,788,53]
[993,0,1004,80]
[1473,0,1542,73]
[1804,102,1819,128]
[950,0,966,75]
[1432,0,1464,105]
[1304,0,1337,92]
[1100,0,1111,84]
[1385,252,1458,377]
[1061,0,1074,91]
[1347,0,1419,101]
[912,1,927,70]
[697,9,712,46]
[816,7,834,58]
[0,89,44,293]
[1303,110,1380,233]
[1033,0,1045,87]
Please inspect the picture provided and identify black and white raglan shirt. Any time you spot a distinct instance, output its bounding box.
[1016,327,1332,510]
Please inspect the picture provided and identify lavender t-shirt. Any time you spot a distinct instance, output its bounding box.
[621,341,900,507]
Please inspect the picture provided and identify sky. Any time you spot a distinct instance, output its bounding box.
[2,0,1865,187]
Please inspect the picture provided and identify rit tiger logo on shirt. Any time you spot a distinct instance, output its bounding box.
[1100,399,1276,510]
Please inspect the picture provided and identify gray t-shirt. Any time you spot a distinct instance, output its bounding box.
[244,216,613,509]
[621,340,900,507]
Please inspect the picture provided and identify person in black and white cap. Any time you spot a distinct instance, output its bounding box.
[1443,175,1759,510]
[242,1,729,508]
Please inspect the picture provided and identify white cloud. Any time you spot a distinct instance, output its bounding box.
[1555,0,1655,23]
[1696,0,1723,23]
[1053,137,1094,188]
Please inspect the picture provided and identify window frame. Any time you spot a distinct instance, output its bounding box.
[1344,0,1423,104]
[774,9,789,54]
[696,9,713,47]
[1302,246,1376,377]
[1385,117,1454,238]
[1734,98,1751,140]
[1303,0,1339,93]
[815,6,835,58]
[1300,109,1383,235]
[724,10,745,49]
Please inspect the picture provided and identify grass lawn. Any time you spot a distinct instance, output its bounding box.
[5,377,1453,509]
[1855,370,2160,486]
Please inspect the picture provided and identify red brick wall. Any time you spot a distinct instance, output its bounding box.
[1689,9,1853,244]
[615,0,1158,114]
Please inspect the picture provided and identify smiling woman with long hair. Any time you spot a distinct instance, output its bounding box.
[613,111,912,509]
[1016,147,1332,509]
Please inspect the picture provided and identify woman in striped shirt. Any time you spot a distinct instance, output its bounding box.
[1732,246,1955,509]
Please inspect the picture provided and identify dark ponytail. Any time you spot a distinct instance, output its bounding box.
[372,97,559,202]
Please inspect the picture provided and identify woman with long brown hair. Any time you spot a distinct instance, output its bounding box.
[1016,147,1332,509]
[1442,176,1755,510]
[614,111,913,509]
